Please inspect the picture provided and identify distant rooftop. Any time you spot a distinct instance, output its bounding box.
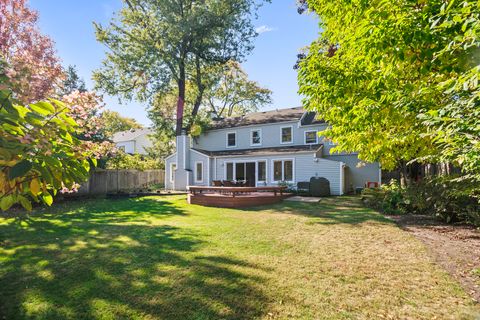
[112,128,153,142]
[209,106,324,130]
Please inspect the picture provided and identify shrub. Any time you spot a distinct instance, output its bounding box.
[106,151,162,171]
[362,177,480,226]
[361,180,405,214]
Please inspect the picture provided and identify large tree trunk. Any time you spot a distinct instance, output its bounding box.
[175,63,186,136]
[186,55,205,133]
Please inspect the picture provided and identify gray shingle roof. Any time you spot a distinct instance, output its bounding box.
[209,107,324,130]
[112,128,153,142]
[192,144,323,157]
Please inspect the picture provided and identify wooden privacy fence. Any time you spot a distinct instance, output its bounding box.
[77,169,165,195]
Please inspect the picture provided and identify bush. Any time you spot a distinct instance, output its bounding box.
[361,180,405,214]
[106,152,162,171]
[362,177,480,226]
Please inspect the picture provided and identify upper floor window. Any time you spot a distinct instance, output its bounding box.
[280,126,293,144]
[226,132,236,148]
[251,129,262,146]
[305,130,318,144]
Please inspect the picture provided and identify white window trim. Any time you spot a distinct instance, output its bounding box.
[280,125,293,144]
[304,130,318,145]
[222,159,267,186]
[226,131,237,148]
[271,158,295,183]
[256,159,267,184]
[169,163,177,183]
[194,161,204,183]
[250,128,262,147]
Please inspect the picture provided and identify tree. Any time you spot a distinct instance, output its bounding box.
[93,0,265,136]
[0,66,94,211]
[297,0,479,179]
[58,65,87,96]
[62,90,116,158]
[101,110,143,137]
[205,61,272,118]
[0,0,64,103]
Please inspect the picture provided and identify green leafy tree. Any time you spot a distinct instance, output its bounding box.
[101,110,143,137]
[205,61,272,118]
[0,66,94,211]
[93,0,266,136]
[58,65,87,96]
[298,0,479,179]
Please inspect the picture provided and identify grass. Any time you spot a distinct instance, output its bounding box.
[0,195,478,319]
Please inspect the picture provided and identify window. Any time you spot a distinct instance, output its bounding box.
[226,163,234,180]
[170,163,176,183]
[118,145,126,152]
[272,159,294,182]
[284,160,293,181]
[226,132,236,147]
[235,162,245,180]
[257,161,266,182]
[195,161,203,182]
[251,129,261,146]
[305,131,318,144]
[281,126,293,144]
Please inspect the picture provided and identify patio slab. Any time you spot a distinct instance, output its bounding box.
[284,196,322,203]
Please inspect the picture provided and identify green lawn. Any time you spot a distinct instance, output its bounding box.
[0,196,478,319]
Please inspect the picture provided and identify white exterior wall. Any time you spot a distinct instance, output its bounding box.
[115,141,135,154]
[115,133,153,155]
[189,150,210,186]
[194,122,330,151]
[165,153,177,190]
[213,152,344,195]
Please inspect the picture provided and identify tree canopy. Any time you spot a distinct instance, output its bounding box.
[0,66,94,211]
[298,0,479,177]
[101,110,143,138]
[94,0,266,136]
[205,61,272,118]
[0,0,64,104]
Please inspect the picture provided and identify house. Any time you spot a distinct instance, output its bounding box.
[112,128,153,155]
[165,107,381,195]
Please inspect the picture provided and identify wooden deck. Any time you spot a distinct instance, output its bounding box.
[187,186,289,208]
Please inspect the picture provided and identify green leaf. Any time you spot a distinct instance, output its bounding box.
[42,193,53,206]
[17,195,32,211]
[0,195,15,211]
[29,101,55,115]
[8,160,32,179]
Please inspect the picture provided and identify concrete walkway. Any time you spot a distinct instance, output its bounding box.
[284,196,322,203]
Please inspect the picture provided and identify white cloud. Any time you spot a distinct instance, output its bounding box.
[255,25,277,34]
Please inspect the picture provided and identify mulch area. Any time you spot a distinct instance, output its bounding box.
[388,214,480,303]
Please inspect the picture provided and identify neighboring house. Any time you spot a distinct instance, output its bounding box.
[112,128,153,155]
[165,107,381,195]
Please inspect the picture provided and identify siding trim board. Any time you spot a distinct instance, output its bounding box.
[165,152,177,161]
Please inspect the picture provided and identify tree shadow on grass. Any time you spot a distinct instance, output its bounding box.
[241,196,393,226]
[0,197,270,319]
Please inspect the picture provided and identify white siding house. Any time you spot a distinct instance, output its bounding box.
[112,128,153,155]
[165,107,381,194]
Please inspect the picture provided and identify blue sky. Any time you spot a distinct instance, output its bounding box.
[30,0,319,126]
